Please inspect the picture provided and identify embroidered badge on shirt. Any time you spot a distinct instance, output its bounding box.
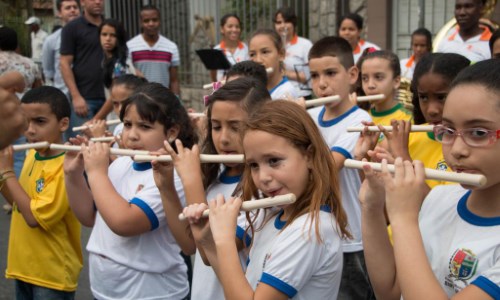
[449,248,478,280]
[36,178,45,193]
[445,248,478,292]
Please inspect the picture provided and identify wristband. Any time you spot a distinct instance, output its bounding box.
[0,169,14,178]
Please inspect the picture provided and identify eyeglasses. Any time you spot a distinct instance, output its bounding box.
[433,125,500,147]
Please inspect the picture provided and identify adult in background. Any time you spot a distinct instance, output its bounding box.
[0,83,26,151]
[210,14,248,82]
[60,0,105,137]
[42,0,81,95]
[25,16,48,73]
[0,27,42,93]
[127,5,181,96]
[0,27,42,212]
[273,6,313,98]
[338,13,380,63]
[436,0,491,62]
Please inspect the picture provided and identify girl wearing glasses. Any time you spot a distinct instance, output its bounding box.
[368,53,470,189]
[360,59,500,299]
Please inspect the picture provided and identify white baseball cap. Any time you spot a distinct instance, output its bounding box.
[25,16,41,25]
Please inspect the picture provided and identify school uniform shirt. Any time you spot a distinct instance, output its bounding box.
[213,41,249,81]
[408,129,450,188]
[284,35,313,98]
[87,157,189,300]
[191,170,252,300]
[245,207,342,299]
[400,55,416,80]
[419,185,500,298]
[269,77,300,100]
[127,34,180,88]
[6,150,83,291]
[308,105,372,253]
[436,25,492,63]
[353,39,380,63]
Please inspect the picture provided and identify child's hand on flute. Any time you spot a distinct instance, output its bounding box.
[151,142,176,194]
[82,141,111,175]
[208,194,241,245]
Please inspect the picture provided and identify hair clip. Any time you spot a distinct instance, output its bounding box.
[203,81,224,106]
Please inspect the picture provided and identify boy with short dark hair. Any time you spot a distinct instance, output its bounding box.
[307,36,375,299]
[0,86,82,299]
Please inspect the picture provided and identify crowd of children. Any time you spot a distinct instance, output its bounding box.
[1,2,499,300]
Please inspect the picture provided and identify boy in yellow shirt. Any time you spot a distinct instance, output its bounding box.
[0,86,82,298]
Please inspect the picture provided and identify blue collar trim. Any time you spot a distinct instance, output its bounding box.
[274,204,332,230]
[274,209,287,230]
[132,161,152,171]
[269,77,289,95]
[219,169,241,184]
[318,105,359,127]
[457,190,500,226]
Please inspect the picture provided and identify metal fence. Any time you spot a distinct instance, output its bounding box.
[392,0,455,59]
[106,0,308,87]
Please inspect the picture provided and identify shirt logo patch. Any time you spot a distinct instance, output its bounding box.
[448,248,478,280]
[36,178,45,193]
[436,160,448,171]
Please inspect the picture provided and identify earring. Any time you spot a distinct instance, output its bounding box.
[167,137,175,144]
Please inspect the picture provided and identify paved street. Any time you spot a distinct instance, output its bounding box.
[0,196,93,299]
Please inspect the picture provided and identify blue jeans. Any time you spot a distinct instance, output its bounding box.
[338,250,376,300]
[65,98,105,140]
[15,280,75,300]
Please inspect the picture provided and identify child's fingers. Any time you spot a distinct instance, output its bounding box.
[174,139,185,154]
[215,193,225,207]
[413,160,426,183]
[163,140,177,157]
[380,158,394,186]
[403,160,415,182]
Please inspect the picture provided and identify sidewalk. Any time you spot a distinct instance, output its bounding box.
[0,197,93,299]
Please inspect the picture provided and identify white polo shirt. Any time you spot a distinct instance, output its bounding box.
[284,35,313,97]
[353,39,380,63]
[400,55,416,80]
[436,25,492,63]
[213,41,249,81]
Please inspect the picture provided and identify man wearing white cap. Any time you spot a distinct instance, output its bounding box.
[25,16,48,72]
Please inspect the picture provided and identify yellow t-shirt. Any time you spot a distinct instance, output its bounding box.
[7,150,82,291]
[369,103,413,125]
[370,103,413,142]
[408,129,451,188]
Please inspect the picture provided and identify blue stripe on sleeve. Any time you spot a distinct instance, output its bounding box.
[235,225,252,247]
[129,197,159,230]
[471,275,500,299]
[260,272,297,298]
[331,146,352,159]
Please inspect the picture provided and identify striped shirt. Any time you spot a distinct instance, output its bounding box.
[127,34,180,88]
